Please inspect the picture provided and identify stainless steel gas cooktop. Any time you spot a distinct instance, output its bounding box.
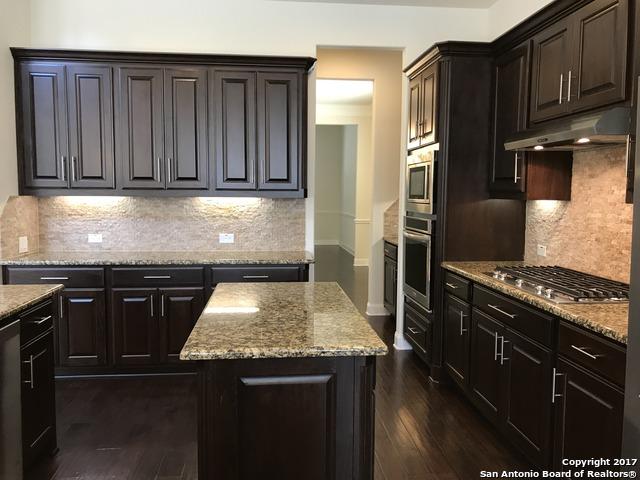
[485,265,629,304]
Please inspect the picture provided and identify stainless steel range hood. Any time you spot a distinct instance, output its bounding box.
[504,107,632,152]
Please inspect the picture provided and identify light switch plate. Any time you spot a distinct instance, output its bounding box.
[219,233,235,244]
[18,236,28,254]
[88,233,103,244]
[537,244,547,257]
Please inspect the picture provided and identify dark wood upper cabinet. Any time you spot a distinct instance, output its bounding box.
[159,287,204,362]
[530,18,572,123]
[554,358,624,469]
[212,70,257,190]
[443,294,470,389]
[530,0,628,124]
[58,288,107,367]
[112,288,159,365]
[491,44,530,194]
[570,0,628,112]
[19,63,69,189]
[257,72,300,191]
[407,62,438,150]
[67,64,115,189]
[502,328,553,466]
[117,67,165,190]
[164,68,208,190]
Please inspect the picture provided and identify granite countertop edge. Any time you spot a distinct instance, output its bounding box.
[0,252,315,266]
[0,284,64,322]
[442,262,628,345]
[180,345,389,361]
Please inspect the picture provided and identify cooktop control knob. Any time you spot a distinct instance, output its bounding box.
[499,273,507,281]
[515,279,524,288]
[535,285,544,295]
[492,270,502,279]
[545,288,554,299]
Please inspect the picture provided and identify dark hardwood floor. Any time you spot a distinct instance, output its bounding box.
[27,246,528,479]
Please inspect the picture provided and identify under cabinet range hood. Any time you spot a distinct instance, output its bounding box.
[505,107,632,152]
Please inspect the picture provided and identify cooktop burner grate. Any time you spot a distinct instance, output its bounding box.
[489,265,629,303]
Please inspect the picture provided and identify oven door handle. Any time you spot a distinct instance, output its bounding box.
[403,231,431,244]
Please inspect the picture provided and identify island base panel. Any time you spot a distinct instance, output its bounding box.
[197,356,376,480]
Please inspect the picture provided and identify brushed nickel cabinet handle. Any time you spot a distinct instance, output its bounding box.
[242,275,269,280]
[40,276,69,281]
[407,326,420,335]
[445,282,459,289]
[500,338,510,365]
[144,275,171,280]
[459,311,468,336]
[551,367,565,404]
[60,156,67,181]
[494,332,499,361]
[150,294,155,317]
[559,73,564,104]
[22,349,47,390]
[514,154,521,183]
[567,70,573,102]
[59,296,64,319]
[570,345,604,360]
[167,158,172,183]
[25,315,52,325]
[161,294,165,318]
[71,156,78,182]
[487,304,517,319]
[157,157,162,182]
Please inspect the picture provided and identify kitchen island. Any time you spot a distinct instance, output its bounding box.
[180,282,387,480]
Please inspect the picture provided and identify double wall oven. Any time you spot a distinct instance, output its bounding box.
[403,144,438,312]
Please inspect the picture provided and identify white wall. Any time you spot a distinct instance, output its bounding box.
[315,125,344,245]
[341,125,357,256]
[487,0,555,40]
[0,0,30,207]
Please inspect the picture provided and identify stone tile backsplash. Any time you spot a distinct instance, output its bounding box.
[0,196,39,258]
[524,146,632,283]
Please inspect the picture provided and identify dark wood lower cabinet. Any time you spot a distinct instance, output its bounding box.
[443,294,470,388]
[383,254,397,316]
[469,308,503,423]
[197,356,375,480]
[58,288,107,367]
[554,358,624,468]
[21,329,57,470]
[502,328,553,466]
[112,288,160,365]
[159,287,204,362]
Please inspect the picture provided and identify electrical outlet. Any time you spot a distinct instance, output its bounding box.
[219,233,235,244]
[18,236,28,254]
[537,244,547,257]
[88,233,103,244]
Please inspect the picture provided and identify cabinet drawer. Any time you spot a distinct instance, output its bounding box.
[558,321,626,387]
[404,300,432,362]
[5,267,104,288]
[211,265,302,285]
[111,267,204,287]
[20,299,55,346]
[444,271,471,302]
[383,241,398,261]
[473,285,553,347]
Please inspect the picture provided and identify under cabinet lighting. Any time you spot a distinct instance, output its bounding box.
[205,306,260,314]
[577,138,591,144]
[59,196,125,207]
[534,145,545,151]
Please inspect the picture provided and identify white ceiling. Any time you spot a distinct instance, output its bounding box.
[316,79,374,105]
[275,0,499,8]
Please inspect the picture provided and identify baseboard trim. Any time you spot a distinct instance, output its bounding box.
[393,331,413,351]
[366,302,389,317]
[353,257,369,267]
[315,240,339,246]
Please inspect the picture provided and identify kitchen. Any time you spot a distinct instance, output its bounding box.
[0,0,638,479]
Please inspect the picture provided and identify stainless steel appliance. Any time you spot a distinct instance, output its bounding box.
[403,212,434,311]
[406,144,437,214]
[486,265,629,304]
[0,318,22,480]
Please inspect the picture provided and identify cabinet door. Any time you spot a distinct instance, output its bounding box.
[257,72,300,191]
[19,63,69,189]
[491,44,529,194]
[67,64,115,189]
[117,67,165,189]
[21,330,57,469]
[502,328,553,467]
[407,75,422,150]
[112,288,159,365]
[58,288,107,367]
[164,68,208,190]
[383,257,396,314]
[569,0,628,112]
[469,308,503,423]
[159,287,204,362]
[443,294,471,389]
[419,64,438,146]
[530,19,572,123]
[211,70,257,190]
[554,359,624,469]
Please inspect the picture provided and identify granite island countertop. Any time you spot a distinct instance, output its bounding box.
[0,250,314,266]
[442,261,629,345]
[180,282,388,360]
[0,284,64,322]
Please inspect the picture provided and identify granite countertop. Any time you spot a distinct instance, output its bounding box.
[0,250,315,266]
[0,284,64,322]
[442,261,629,345]
[383,236,398,246]
[180,282,388,360]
